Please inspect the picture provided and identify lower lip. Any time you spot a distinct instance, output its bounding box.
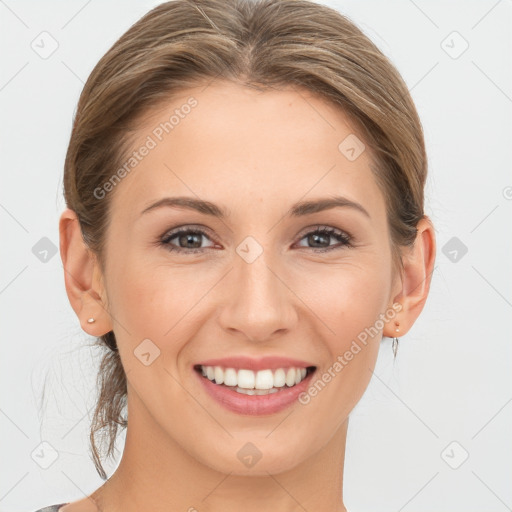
[195,368,315,416]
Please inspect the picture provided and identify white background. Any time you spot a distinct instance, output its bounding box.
[1,1,511,511]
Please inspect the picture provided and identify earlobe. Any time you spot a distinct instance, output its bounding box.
[383,216,436,338]
[59,208,112,335]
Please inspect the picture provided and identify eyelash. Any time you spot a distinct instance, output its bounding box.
[159,225,354,254]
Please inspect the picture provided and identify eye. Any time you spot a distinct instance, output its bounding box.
[160,227,217,253]
[294,226,353,252]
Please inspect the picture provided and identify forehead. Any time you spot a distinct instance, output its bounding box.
[108,80,385,223]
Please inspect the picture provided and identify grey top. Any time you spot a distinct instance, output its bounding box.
[32,504,68,512]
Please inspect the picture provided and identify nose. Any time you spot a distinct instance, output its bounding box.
[217,248,299,343]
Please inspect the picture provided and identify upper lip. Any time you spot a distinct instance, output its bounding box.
[194,356,317,372]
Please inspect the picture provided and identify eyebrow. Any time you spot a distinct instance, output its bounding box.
[140,195,370,219]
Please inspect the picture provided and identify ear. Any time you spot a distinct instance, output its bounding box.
[383,215,436,338]
[59,208,113,336]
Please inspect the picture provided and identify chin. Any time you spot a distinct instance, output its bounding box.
[190,436,314,477]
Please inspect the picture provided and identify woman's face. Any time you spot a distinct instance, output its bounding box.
[99,80,402,475]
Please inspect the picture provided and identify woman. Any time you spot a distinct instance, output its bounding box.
[34,0,436,510]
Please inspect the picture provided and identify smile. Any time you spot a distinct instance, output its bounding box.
[194,365,316,395]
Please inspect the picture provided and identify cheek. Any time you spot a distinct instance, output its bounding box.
[106,255,229,387]
[298,255,391,342]
[294,265,387,425]
[105,252,204,351]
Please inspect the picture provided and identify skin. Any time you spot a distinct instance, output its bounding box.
[59,80,436,512]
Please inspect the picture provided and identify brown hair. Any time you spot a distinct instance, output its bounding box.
[62,0,428,480]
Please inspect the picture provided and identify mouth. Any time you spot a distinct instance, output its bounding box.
[193,364,317,396]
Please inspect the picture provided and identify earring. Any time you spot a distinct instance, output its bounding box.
[392,321,399,357]
[87,318,96,324]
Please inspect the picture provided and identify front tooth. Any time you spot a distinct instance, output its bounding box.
[273,368,286,387]
[224,368,237,386]
[214,366,224,385]
[255,369,274,390]
[285,368,296,387]
[237,369,255,389]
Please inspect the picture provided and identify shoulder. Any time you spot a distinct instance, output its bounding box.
[30,504,68,512]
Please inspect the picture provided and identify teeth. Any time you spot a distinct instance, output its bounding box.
[214,366,224,385]
[285,368,296,387]
[199,365,312,390]
[273,368,286,387]
[255,369,273,390]
[237,369,255,389]
[236,387,280,395]
[224,368,237,387]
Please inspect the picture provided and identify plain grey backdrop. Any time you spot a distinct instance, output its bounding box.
[1,1,511,511]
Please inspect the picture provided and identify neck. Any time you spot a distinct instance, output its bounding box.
[92,390,348,512]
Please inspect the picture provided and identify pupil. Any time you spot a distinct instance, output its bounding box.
[310,233,328,247]
[181,233,200,248]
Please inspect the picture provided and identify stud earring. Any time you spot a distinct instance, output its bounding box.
[87,318,96,324]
